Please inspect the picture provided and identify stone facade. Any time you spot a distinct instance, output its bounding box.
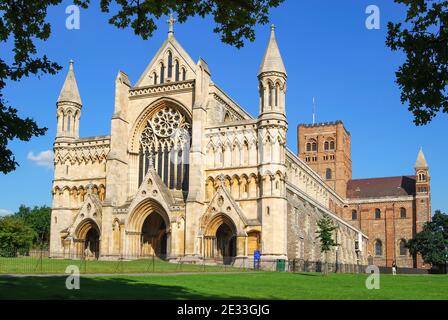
[49,23,368,268]
[297,122,431,268]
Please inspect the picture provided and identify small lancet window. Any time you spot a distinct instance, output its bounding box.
[167,51,173,79]
[275,84,279,108]
[268,83,274,107]
[160,63,165,84]
[175,61,180,81]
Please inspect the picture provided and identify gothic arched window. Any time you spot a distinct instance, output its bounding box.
[418,172,426,182]
[330,140,335,150]
[268,83,274,107]
[400,207,406,219]
[67,111,72,132]
[138,106,191,192]
[399,239,407,256]
[182,68,186,81]
[375,240,382,256]
[326,168,332,180]
[175,61,180,82]
[167,51,173,79]
[153,72,158,85]
[160,63,165,84]
[375,208,381,220]
[275,83,279,108]
[324,141,329,151]
[260,83,265,111]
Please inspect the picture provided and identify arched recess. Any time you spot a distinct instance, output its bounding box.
[247,230,261,256]
[129,98,192,193]
[75,219,101,259]
[203,213,238,264]
[126,198,171,258]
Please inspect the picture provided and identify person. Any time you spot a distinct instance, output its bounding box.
[392,260,397,275]
[254,249,261,271]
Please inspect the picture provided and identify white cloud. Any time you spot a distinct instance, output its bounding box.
[27,150,54,168]
[0,209,13,216]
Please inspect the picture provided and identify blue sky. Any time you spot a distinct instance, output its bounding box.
[1,0,446,215]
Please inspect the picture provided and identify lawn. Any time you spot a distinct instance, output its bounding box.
[1,272,447,300]
[0,256,246,274]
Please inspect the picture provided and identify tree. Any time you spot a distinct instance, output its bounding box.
[0,215,36,256]
[407,210,448,269]
[316,214,339,275]
[15,205,51,248]
[386,0,448,125]
[0,0,284,174]
[0,1,62,174]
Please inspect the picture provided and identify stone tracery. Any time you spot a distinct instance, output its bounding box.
[138,105,192,191]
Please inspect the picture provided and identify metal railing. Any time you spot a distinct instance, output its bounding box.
[0,250,368,275]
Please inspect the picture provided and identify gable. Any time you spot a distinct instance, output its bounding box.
[200,184,249,236]
[135,36,197,88]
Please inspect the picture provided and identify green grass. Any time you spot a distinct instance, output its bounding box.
[1,272,447,300]
[0,256,245,274]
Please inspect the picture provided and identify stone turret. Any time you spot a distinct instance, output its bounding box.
[258,24,287,120]
[56,60,82,139]
[257,25,288,263]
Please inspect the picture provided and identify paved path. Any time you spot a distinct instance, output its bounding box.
[0,271,257,278]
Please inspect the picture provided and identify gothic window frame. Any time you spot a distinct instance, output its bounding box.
[399,239,407,256]
[400,207,406,219]
[326,168,332,180]
[374,239,383,256]
[375,208,381,220]
[138,105,191,191]
[167,51,173,79]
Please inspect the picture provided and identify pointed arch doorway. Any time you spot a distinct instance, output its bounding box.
[141,212,168,258]
[204,214,237,265]
[75,219,101,259]
[126,198,171,259]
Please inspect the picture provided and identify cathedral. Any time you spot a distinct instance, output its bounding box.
[49,19,430,269]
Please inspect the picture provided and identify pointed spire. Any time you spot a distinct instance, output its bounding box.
[415,147,429,168]
[58,60,82,105]
[258,24,286,76]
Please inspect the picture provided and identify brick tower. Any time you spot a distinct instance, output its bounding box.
[297,121,352,198]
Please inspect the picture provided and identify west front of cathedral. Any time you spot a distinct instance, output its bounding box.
[49,22,379,268]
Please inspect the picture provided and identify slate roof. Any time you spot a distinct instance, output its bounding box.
[347,176,416,199]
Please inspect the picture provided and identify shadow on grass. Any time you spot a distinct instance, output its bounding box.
[0,276,251,300]
[291,272,321,277]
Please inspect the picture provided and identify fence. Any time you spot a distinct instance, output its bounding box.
[0,250,374,275]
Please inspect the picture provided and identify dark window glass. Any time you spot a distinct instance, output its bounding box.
[375,208,381,219]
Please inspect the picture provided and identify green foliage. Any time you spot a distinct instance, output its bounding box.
[0,1,63,174]
[386,0,448,125]
[74,0,284,48]
[316,214,339,254]
[0,0,284,174]
[15,205,51,247]
[407,210,448,265]
[0,215,36,256]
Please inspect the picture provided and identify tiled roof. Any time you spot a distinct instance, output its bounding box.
[347,176,416,199]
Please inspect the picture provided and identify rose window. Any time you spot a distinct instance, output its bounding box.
[152,107,182,137]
